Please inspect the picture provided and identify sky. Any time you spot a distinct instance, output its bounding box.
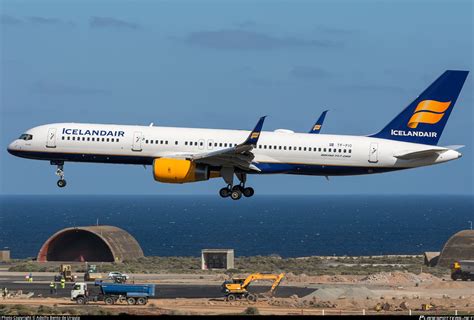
[0,0,472,195]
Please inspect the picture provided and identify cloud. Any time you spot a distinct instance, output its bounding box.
[89,16,140,30]
[290,66,331,79]
[336,84,406,94]
[234,20,258,29]
[315,25,356,36]
[184,29,340,50]
[32,81,109,96]
[1,14,23,25]
[27,16,74,27]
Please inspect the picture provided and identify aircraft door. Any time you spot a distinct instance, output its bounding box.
[46,128,57,148]
[207,139,214,150]
[368,142,378,163]
[132,131,143,151]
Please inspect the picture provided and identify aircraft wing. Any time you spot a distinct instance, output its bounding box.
[173,116,266,172]
[309,110,328,134]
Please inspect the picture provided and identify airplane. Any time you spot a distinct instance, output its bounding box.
[309,110,328,134]
[7,70,468,200]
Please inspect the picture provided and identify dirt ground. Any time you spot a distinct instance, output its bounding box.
[1,271,473,315]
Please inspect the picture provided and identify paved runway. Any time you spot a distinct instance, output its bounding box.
[0,279,314,299]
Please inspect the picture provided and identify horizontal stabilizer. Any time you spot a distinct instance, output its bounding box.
[394,148,447,160]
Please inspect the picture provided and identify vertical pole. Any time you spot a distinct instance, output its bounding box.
[455,310,458,315]
[409,309,412,316]
[322,309,325,316]
[363,309,365,315]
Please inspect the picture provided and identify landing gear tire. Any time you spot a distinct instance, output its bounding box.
[57,179,67,188]
[243,187,254,198]
[219,187,231,198]
[231,190,242,200]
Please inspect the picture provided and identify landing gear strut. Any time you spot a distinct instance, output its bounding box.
[218,171,254,200]
[51,161,67,188]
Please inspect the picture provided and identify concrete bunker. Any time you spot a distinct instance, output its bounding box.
[201,249,234,270]
[37,226,144,263]
[437,230,474,267]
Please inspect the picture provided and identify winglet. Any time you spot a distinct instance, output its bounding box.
[243,116,266,145]
[309,110,328,134]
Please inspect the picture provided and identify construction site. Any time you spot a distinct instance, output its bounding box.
[1,227,473,316]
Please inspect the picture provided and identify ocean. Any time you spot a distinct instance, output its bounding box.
[0,195,472,259]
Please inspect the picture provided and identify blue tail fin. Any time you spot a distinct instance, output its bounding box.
[309,110,328,134]
[371,70,468,145]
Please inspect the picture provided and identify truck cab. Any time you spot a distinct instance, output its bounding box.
[71,282,88,304]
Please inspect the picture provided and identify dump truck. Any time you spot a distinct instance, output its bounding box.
[451,260,474,281]
[222,273,285,302]
[84,264,103,282]
[71,281,155,305]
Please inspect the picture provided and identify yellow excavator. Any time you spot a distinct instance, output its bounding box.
[221,273,285,302]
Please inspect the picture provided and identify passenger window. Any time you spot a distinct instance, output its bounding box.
[67,136,70,140]
[106,138,110,142]
[166,141,168,145]
[323,148,326,152]
[145,140,149,144]
[175,141,178,145]
[62,136,65,140]
[284,146,287,150]
[219,143,222,147]
[308,147,311,151]
[279,146,282,150]
[289,146,292,150]
[318,148,321,152]
[349,149,352,153]
[339,149,342,153]
[329,148,332,152]
[116,139,120,142]
[87,137,90,141]
[102,138,105,142]
[214,143,218,147]
[264,145,267,149]
[343,149,346,153]
[304,147,307,151]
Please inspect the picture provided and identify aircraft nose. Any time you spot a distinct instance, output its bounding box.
[7,141,19,155]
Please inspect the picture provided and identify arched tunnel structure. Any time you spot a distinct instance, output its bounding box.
[37,226,144,262]
[437,230,474,267]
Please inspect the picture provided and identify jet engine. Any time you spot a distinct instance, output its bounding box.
[153,158,210,183]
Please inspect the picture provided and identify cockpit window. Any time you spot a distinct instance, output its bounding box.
[19,134,33,141]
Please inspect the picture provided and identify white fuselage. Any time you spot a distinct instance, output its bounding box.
[7,122,461,177]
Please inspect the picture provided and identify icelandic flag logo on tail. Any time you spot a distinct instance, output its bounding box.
[407,100,451,128]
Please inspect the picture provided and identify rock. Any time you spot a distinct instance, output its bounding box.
[400,301,409,310]
[382,302,391,311]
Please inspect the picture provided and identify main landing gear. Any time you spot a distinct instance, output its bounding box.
[219,185,255,200]
[219,171,254,200]
[51,161,67,188]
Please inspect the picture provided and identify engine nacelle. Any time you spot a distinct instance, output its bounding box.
[153,158,209,183]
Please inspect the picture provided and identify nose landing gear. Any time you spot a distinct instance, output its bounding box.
[51,161,67,188]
